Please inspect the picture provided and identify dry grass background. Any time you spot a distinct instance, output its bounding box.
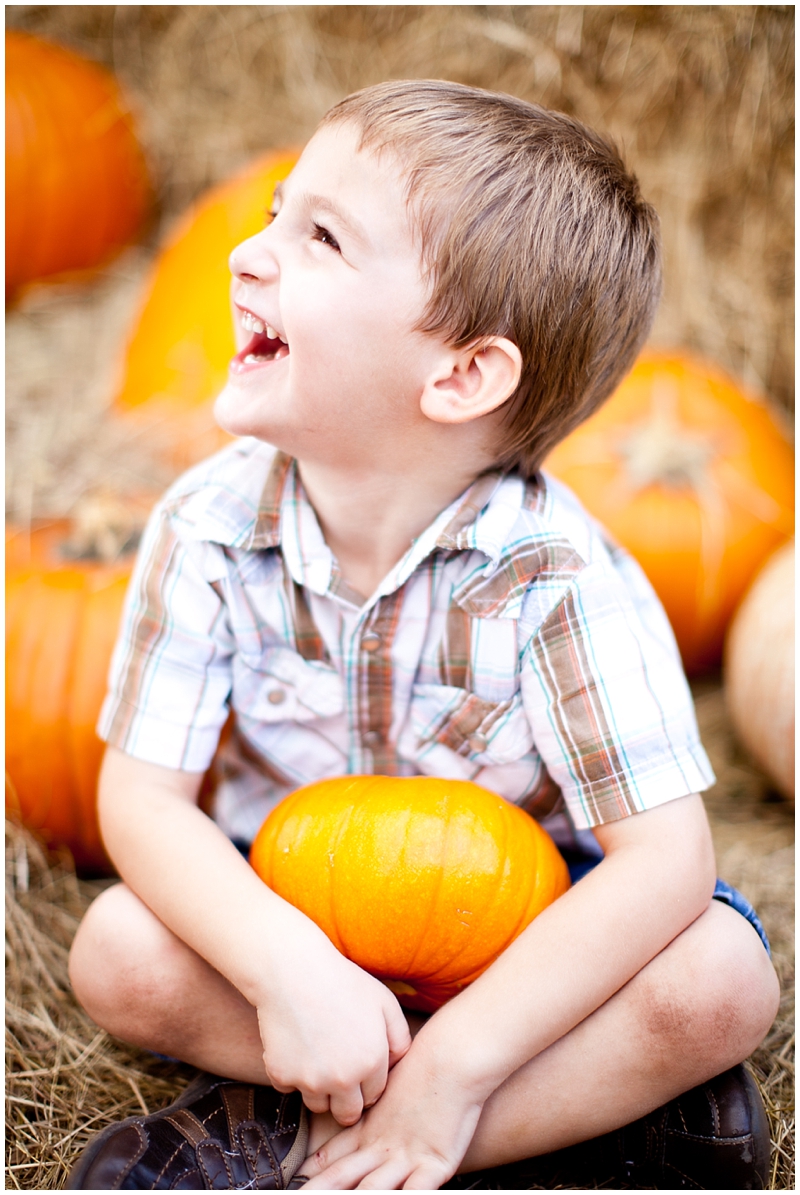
[5,4,794,1190]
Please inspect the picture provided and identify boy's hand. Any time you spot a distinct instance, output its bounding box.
[96,749,412,1127]
[300,1031,484,1190]
[255,926,412,1125]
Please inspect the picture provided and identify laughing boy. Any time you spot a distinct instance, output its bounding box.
[67,81,777,1191]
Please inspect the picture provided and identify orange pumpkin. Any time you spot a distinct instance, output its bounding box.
[5,30,152,300]
[5,521,138,872]
[250,775,571,1012]
[543,351,795,674]
[114,149,299,470]
[724,540,795,799]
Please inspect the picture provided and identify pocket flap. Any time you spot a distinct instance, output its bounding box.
[404,683,534,765]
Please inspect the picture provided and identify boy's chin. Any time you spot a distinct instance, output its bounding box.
[213,385,265,440]
[213,385,295,454]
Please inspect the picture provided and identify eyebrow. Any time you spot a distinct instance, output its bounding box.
[273,181,371,248]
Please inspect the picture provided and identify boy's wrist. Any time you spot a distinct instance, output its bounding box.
[411,1007,510,1104]
[230,897,342,1008]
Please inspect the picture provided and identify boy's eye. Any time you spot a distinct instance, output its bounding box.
[312,222,341,252]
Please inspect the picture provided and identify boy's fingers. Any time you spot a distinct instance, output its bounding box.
[302,1127,364,1184]
[329,1086,365,1127]
[403,1162,452,1190]
[384,1001,413,1067]
[360,1063,389,1111]
[298,1089,331,1116]
[304,1150,381,1191]
[263,1072,298,1096]
[356,1160,410,1189]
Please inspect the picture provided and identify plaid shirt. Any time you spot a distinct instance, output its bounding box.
[99,438,714,850]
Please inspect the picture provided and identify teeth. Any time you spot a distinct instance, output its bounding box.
[241,310,266,334]
[239,308,288,347]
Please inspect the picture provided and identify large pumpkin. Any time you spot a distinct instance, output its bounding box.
[5,520,139,872]
[250,775,571,1012]
[5,30,152,300]
[724,540,794,800]
[544,351,795,674]
[114,149,299,470]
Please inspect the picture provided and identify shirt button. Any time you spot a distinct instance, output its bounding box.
[362,730,381,746]
[469,733,488,752]
[361,632,381,652]
[267,688,286,705]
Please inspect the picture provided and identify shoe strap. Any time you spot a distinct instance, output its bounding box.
[164,1108,211,1149]
[222,1085,256,1140]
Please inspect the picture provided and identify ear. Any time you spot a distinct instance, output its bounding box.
[420,337,523,425]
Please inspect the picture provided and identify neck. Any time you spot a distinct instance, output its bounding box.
[297,446,493,600]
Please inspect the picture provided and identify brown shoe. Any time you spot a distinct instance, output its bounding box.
[443,1065,771,1190]
[65,1073,309,1190]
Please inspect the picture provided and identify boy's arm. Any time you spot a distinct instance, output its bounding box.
[97,746,411,1124]
[301,792,716,1190]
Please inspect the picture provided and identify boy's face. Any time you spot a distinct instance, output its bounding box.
[214,123,444,466]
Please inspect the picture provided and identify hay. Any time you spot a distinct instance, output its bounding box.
[5,823,195,1191]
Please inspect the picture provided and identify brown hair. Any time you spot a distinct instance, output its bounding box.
[320,79,662,475]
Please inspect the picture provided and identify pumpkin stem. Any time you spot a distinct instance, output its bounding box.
[614,374,726,625]
[615,375,715,490]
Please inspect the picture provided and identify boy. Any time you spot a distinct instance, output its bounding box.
[67,81,778,1191]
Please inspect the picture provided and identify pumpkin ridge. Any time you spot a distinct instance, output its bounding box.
[392,786,452,982]
[326,788,360,959]
[417,797,512,985]
[408,788,502,984]
[495,810,542,958]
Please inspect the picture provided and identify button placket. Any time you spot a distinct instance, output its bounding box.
[360,625,384,754]
[354,594,402,774]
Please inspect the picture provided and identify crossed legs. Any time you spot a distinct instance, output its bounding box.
[68,883,779,1173]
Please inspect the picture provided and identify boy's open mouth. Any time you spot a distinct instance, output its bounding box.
[231,309,289,372]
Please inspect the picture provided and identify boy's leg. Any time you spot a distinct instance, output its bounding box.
[457,897,778,1168]
[69,884,778,1180]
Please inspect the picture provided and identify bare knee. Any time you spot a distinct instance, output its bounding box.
[634,902,779,1076]
[68,883,190,1047]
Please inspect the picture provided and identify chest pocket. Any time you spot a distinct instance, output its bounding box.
[399,683,536,768]
[231,645,344,724]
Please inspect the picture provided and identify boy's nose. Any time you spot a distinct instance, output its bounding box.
[229,231,276,283]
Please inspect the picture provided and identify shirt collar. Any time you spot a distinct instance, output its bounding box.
[178,446,537,603]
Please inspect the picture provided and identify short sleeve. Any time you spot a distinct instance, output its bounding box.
[97,501,235,772]
[519,551,715,830]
